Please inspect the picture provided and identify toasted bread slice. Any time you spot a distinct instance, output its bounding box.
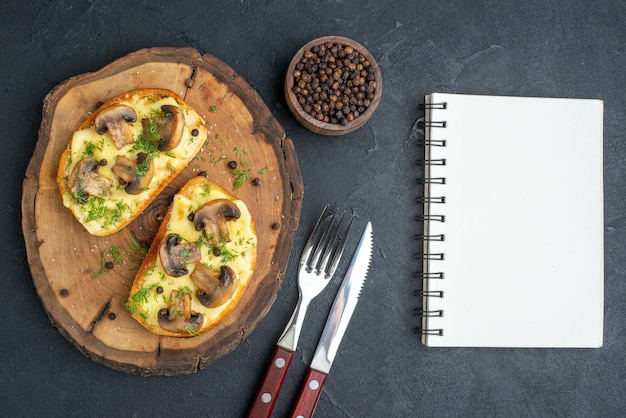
[57,88,207,236]
[126,176,257,337]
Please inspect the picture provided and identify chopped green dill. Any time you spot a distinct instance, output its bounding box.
[209,154,227,167]
[125,283,158,320]
[82,141,101,158]
[131,109,162,157]
[81,197,131,230]
[72,190,88,205]
[153,290,162,303]
[92,252,109,279]
[83,197,106,223]
[127,232,148,255]
[199,184,212,198]
[209,105,217,112]
[210,242,239,263]
[135,157,151,176]
[231,170,249,190]
[131,134,160,157]
[170,309,183,318]
[91,244,125,280]
[220,247,239,263]
[258,167,268,174]
[196,233,207,249]
[110,246,121,264]
[234,147,251,167]
[178,248,197,264]
[185,325,201,336]
[126,232,148,269]
[125,302,147,321]
[178,286,193,297]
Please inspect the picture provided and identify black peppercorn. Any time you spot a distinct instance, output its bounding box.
[156,286,164,294]
[105,261,114,270]
[60,289,69,297]
[99,159,108,166]
[108,312,116,320]
[191,128,199,136]
[228,160,237,169]
[199,170,208,177]
[271,222,280,230]
[252,177,261,186]
[292,41,376,126]
[213,248,222,257]
[188,213,195,222]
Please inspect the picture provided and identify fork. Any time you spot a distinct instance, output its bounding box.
[247,205,353,418]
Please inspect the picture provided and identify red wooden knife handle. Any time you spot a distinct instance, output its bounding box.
[247,346,295,418]
[290,368,328,418]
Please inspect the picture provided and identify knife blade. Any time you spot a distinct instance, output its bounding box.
[290,221,373,418]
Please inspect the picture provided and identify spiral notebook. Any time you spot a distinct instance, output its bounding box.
[418,93,604,348]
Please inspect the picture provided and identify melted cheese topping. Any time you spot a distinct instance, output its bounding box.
[127,177,257,337]
[58,90,207,235]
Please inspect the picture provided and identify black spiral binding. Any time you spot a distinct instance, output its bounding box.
[416,101,447,338]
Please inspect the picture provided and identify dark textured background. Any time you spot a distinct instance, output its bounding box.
[3,1,626,417]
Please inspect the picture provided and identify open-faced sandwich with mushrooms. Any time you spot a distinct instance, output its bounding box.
[126,175,257,337]
[57,89,208,236]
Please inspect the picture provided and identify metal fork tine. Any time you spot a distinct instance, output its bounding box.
[317,211,345,275]
[324,215,354,278]
[299,205,330,268]
[309,208,338,272]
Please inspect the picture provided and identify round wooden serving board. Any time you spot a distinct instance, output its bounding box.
[21,47,304,376]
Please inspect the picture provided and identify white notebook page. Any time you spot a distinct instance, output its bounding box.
[422,93,604,348]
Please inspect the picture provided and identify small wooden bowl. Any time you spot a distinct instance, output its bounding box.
[285,36,382,136]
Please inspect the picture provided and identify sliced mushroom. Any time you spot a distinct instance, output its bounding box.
[157,290,204,334]
[94,105,137,149]
[68,158,112,201]
[193,199,241,242]
[142,104,185,152]
[110,152,154,195]
[159,105,185,151]
[191,264,237,308]
[158,233,202,277]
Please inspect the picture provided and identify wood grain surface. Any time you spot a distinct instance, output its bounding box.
[21,47,303,376]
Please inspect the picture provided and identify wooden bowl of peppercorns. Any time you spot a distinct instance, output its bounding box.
[285,36,382,136]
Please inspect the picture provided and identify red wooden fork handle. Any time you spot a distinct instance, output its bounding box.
[247,346,295,418]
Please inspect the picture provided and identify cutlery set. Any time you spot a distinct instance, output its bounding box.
[247,206,373,418]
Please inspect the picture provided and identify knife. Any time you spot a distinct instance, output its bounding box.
[290,221,373,418]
